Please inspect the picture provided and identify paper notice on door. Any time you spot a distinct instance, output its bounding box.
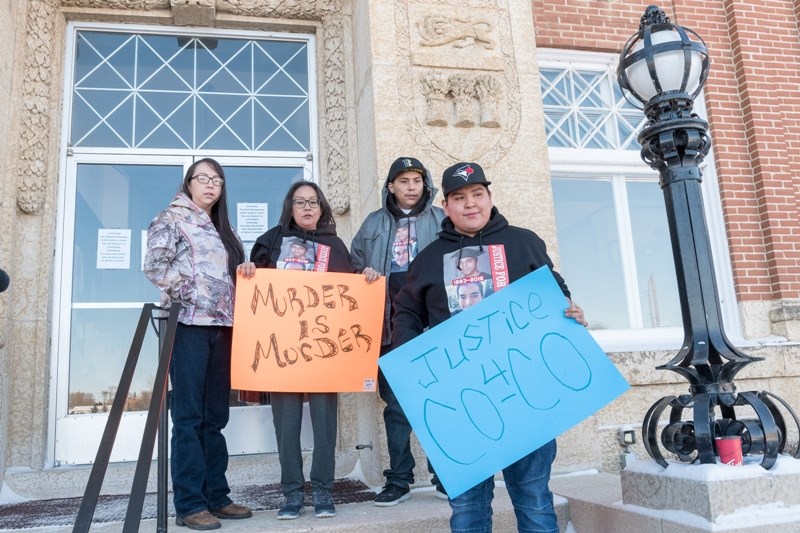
[237,203,268,242]
[97,228,131,270]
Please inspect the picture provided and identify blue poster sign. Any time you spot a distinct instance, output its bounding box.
[379,266,629,498]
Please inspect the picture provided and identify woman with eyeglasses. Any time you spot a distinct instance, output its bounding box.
[250,181,354,520]
[144,158,255,531]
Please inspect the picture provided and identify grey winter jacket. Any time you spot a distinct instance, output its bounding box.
[350,165,445,345]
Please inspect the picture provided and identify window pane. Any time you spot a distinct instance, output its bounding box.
[69,163,305,413]
[627,181,682,327]
[72,31,311,151]
[539,63,643,151]
[68,308,158,413]
[552,178,629,329]
[73,164,180,303]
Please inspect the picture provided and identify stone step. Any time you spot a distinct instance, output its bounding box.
[4,485,570,532]
[550,471,800,533]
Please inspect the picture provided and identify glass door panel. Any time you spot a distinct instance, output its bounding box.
[214,162,313,456]
[56,158,310,464]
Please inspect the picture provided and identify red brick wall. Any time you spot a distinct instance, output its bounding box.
[532,0,800,302]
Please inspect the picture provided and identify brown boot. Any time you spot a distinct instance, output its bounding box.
[210,502,253,519]
[175,510,221,530]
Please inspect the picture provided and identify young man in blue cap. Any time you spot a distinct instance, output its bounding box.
[392,162,587,532]
[352,156,446,506]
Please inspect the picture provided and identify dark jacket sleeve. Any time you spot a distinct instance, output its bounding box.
[523,230,571,299]
[250,228,279,268]
[391,264,428,348]
[350,221,369,273]
[329,237,357,273]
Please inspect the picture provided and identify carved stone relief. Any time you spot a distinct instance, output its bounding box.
[398,1,520,167]
[170,0,215,27]
[420,72,501,129]
[417,15,495,50]
[60,0,169,9]
[16,0,58,214]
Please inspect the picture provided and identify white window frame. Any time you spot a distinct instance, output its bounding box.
[539,49,742,352]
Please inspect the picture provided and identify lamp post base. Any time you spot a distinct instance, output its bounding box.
[642,389,800,468]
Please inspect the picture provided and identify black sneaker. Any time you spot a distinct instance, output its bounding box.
[313,489,336,518]
[277,491,304,520]
[374,484,411,507]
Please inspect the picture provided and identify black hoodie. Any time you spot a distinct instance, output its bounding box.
[392,208,570,348]
[250,222,355,274]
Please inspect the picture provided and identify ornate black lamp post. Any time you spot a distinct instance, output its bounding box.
[617,5,800,469]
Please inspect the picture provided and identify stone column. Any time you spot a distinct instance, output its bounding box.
[3,0,63,473]
[353,0,558,485]
[359,0,558,248]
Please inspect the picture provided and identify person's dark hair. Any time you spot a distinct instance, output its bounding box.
[278,181,336,232]
[182,158,244,279]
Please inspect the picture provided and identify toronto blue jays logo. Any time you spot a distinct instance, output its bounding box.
[454,164,474,181]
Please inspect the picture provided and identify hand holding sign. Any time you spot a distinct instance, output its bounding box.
[379,266,629,498]
[232,269,386,392]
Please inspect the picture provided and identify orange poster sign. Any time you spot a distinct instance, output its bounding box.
[231,269,385,392]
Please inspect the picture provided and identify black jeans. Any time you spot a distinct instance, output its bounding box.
[378,364,415,487]
[379,343,441,488]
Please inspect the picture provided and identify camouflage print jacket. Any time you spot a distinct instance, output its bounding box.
[144,192,237,326]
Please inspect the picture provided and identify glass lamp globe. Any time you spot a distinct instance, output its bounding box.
[625,29,705,102]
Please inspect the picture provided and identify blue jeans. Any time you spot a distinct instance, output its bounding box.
[449,440,558,533]
[169,324,234,518]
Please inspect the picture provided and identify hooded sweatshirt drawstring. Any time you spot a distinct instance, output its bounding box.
[455,233,485,271]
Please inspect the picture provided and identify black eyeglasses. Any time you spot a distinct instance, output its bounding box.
[292,198,320,208]
[192,173,225,186]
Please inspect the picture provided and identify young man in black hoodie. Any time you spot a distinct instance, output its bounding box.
[392,162,586,533]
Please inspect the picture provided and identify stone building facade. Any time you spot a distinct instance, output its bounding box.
[0,0,799,498]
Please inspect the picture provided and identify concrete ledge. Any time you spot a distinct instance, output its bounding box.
[622,457,800,521]
[551,463,800,533]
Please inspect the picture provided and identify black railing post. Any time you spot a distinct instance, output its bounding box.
[73,303,156,533]
[154,308,171,533]
[72,304,179,533]
[122,305,178,532]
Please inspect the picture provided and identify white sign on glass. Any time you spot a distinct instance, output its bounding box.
[97,229,131,270]
[237,203,269,242]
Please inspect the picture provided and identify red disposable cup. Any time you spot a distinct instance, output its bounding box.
[715,436,743,466]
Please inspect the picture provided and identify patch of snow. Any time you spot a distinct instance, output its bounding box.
[342,456,375,492]
[624,454,800,482]
[618,500,800,531]
[714,501,800,528]
[0,481,28,504]
[617,503,715,529]
[552,469,599,478]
